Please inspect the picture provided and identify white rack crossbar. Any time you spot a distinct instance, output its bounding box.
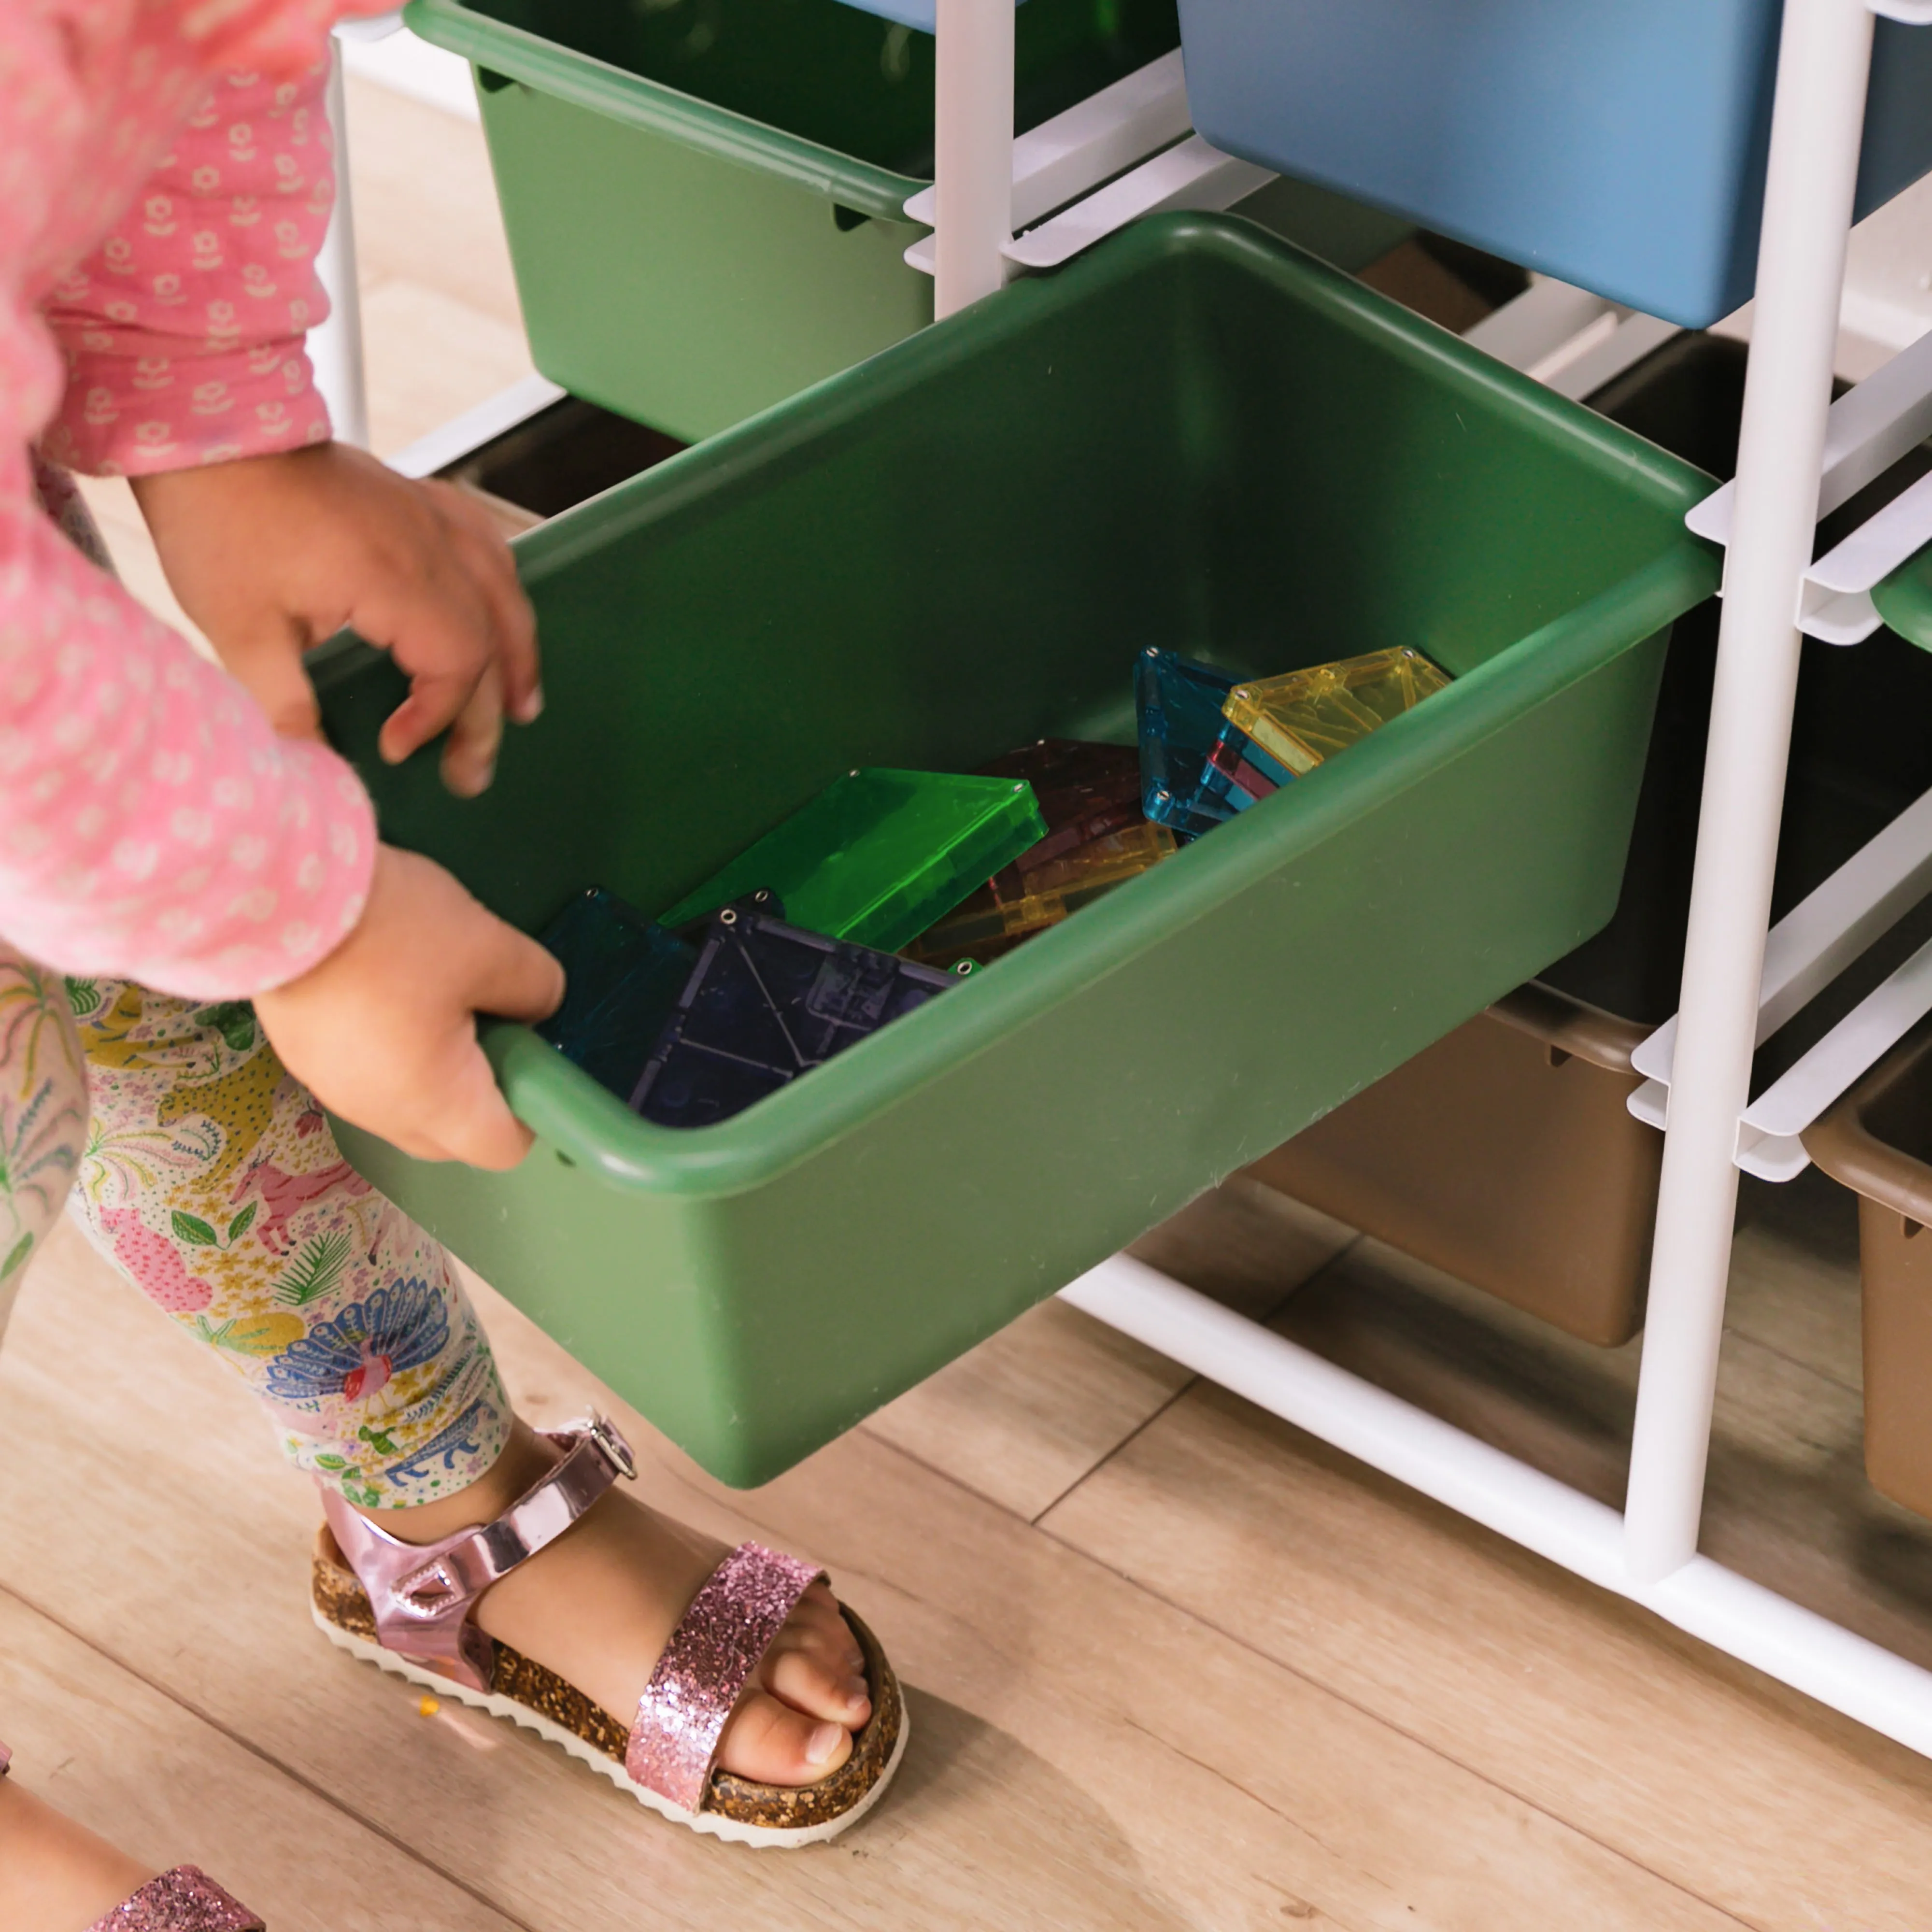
[1062,1257,1932,1759]
[1688,321,1932,639]
[1460,276,1684,399]
[905,49,1191,238]
[907,52,1267,283]
[385,372,568,481]
[1634,781,1932,1082]
[1002,136,1274,271]
[1627,782,1932,1174]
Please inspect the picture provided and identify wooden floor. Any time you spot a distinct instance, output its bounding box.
[15,67,1932,1932]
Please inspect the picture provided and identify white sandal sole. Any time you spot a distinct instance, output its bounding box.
[313,1605,909,1849]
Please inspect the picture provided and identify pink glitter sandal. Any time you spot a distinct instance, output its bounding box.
[307,1417,906,1847]
[0,1744,264,1929]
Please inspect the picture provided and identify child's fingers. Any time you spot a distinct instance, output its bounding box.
[218,625,326,742]
[466,917,567,1028]
[422,1040,536,1171]
[371,581,501,770]
[455,500,542,726]
[433,482,543,725]
[439,659,506,799]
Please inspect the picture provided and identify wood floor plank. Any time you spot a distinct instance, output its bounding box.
[0,1222,1742,1932]
[1040,1236,1932,1932]
[359,280,534,460]
[341,74,526,332]
[866,1182,1354,1520]
[0,1584,519,1932]
[1261,1221,1932,1671]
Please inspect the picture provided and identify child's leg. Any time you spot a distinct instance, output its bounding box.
[0,952,162,1926]
[64,976,509,1507]
[0,1776,153,1929]
[67,982,871,1786]
[0,948,87,1348]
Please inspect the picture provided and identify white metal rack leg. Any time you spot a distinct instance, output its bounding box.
[1623,0,1875,1587]
[1061,0,1932,1753]
[932,0,1015,319]
[312,29,378,449]
[320,12,564,477]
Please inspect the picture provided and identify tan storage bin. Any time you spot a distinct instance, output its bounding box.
[1804,1022,1932,1521]
[1250,987,1656,1346]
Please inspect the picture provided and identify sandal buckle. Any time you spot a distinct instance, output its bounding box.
[584,1410,637,1481]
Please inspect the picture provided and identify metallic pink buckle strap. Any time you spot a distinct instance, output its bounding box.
[87,1867,263,1932]
[625,1542,823,1812]
[320,1416,635,1692]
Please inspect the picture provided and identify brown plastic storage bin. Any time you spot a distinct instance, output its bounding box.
[1250,331,1932,1347]
[1804,1021,1932,1520]
[1250,986,1657,1344]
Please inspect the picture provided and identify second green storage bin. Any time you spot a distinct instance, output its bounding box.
[314,215,1715,1485]
[402,0,1412,441]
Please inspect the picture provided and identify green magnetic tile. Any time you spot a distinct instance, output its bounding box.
[658,767,1047,952]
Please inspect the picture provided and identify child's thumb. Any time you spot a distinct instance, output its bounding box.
[470,920,566,1028]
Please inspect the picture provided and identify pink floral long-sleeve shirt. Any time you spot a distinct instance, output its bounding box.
[0,0,391,998]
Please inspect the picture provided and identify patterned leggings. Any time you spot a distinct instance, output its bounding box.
[0,942,510,1509]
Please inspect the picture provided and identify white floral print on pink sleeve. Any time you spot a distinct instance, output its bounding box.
[0,493,377,998]
[40,64,338,477]
[0,2,389,998]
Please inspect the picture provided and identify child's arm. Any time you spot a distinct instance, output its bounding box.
[38,66,338,485]
[0,8,557,1171]
[41,64,537,796]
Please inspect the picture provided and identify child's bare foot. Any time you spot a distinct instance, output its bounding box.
[0,1773,153,1932]
[356,1420,872,1787]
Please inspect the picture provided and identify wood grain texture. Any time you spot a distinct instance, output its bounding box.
[866,1181,1354,1520]
[0,1221,1744,1932]
[341,74,526,333]
[1042,1202,1932,1932]
[0,1586,519,1932]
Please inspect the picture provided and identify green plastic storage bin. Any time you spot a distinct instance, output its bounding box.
[313,215,1717,1486]
[401,0,1411,442]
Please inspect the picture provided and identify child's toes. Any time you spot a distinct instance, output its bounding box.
[794,1584,867,1671]
[717,1687,855,1785]
[764,1636,872,1728]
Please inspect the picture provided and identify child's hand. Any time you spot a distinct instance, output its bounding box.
[255,846,564,1169]
[131,443,540,797]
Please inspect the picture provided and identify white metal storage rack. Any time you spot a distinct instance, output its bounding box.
[324,0,1932,1761]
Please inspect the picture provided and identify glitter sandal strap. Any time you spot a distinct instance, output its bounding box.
[87,1866,264,1932]
[625,1542,824,1812]
[319,1415,636,1693]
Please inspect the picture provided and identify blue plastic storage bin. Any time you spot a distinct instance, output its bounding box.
[1176,0,1932,327]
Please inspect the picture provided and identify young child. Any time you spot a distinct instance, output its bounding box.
[0,8,901,1924]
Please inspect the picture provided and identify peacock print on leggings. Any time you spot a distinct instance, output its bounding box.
[64,975,511,1508]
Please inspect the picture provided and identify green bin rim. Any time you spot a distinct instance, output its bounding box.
[401,0,928,222]
[1872,538,1932,653]
[326,212,1719,1200]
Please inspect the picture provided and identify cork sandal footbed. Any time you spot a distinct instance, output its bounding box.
[311,1528,907,1848]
